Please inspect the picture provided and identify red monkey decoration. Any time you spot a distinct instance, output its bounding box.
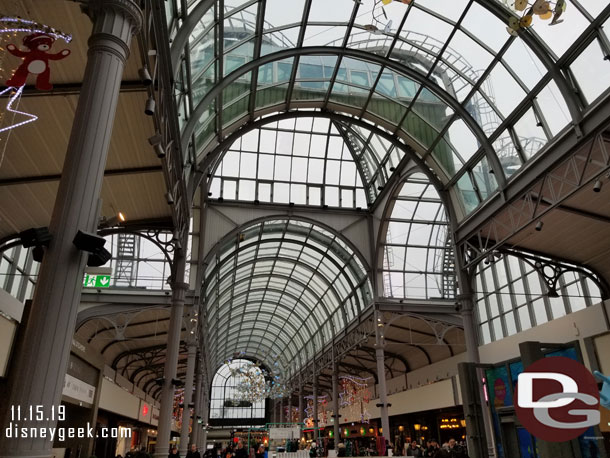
[5,32,70,90]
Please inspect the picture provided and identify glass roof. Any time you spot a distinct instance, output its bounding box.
[202,219,372,371]
[382,172,455,299]
[209,117,404,206]
[171,0,610,218]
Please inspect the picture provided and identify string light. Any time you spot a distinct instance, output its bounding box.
[0,15,72,42]
[0,85,37,134]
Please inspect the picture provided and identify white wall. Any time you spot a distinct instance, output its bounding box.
[354,300,610,421]
[478,299,610,367]
[341,378,458,423]
[99,377,140,420]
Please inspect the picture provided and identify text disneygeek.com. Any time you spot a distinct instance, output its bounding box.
[4,423,132,442]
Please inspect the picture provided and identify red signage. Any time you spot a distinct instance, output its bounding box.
[142,404,149,416]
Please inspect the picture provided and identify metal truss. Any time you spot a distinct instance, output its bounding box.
[457,128,610,270]
[140,0,190,242]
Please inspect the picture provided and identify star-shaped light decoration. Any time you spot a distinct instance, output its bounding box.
[0,85,37,135]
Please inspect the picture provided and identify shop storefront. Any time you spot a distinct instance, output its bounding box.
[388,408,466,452]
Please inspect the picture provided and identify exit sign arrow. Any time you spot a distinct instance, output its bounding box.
[83,274,112,288]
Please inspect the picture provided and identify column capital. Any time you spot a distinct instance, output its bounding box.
[85,0,143,32]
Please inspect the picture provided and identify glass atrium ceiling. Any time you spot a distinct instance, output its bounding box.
[202,219,372,371]
[209,117,404,206]
[171,0,610,218]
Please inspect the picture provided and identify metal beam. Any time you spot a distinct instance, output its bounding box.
[455,110,610,245]
[20,80,148,97]
[0,166,163,187]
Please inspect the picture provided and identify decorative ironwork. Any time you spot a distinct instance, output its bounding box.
[498,248,610,299]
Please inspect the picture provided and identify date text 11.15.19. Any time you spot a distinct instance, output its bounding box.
[10,405,65,422]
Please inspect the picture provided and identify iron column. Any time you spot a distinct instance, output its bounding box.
[155,251,188,458]
[0,2,142,458]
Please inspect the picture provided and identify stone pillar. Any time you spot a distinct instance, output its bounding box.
[332,359,340,447]
[180,336,197,455]
[280,397,284,424]
[155,251,188,458]
[0,2,142,458]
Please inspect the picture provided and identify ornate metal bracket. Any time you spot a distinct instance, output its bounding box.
[498,248,610,300]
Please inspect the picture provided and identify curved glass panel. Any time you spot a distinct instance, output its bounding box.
[202,219,372,370]
[210,117,408,206]
[381,172,456,300]
[210,359,266,421]
[175,0,610,218]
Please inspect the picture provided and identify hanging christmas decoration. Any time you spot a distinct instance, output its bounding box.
[0,85,37,134]
[304,395,329,428]
[359,0,411,35]
[504,0,567,35]
[339,375,373,424]
[5,32,71,90]
[224,358,292,402]
[0,15,72,42]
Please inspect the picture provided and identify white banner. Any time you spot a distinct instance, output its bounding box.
[269,427,301,440]
[63,373,96,404]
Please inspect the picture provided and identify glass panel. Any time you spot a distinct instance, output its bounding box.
[536,81,571,136]
[570,39,610,104]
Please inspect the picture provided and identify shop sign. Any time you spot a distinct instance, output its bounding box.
[63,373,95,404]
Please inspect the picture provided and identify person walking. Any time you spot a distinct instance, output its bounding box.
[187,444,201,458]
[446,439,468,458]
[169,446,180,458]
[234,441,248,458]
[405,441,422,457]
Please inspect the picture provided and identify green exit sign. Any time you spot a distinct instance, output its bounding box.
[83,274,111,288]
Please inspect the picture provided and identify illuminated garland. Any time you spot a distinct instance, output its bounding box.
[0,15,72,42]
[304,395,328,428]
[0,85,37,134]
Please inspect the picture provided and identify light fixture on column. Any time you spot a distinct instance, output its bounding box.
[148,133,165,158]
[165,190,175,205]
[19,227,52,262]
[73,230,112,267]
[535,221,543,231]
[139,66,152,86]
[145,96,155,116]
[414,424,421,431]
[101,211,126,227]
[593,179,602,193]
